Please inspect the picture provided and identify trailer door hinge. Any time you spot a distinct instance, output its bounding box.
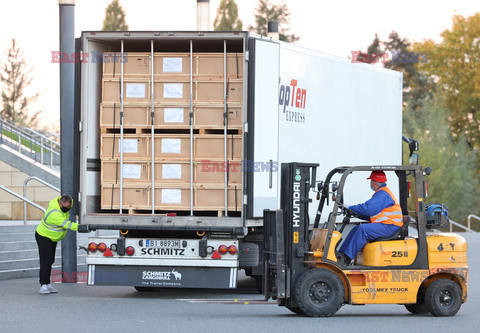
[79,121,83,132]
[245,51,249,62]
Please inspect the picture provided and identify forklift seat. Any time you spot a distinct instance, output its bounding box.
[370,215,410,242]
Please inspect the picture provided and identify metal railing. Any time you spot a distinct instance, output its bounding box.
[23,176,60,225]
[0,116,61,171]
[449,219,476,233]
[467,214,480,232]
[0,184,46,219]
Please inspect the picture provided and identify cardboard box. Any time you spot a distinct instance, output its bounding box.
[101,183,242,211]
[101,104,193,128]
[102,78,243,104]
[103,52,243,78]
[100,103,242,129]
[101,160,242,184]
[100,135,149,159]
[194,134,242,159]
[102,78,151,103]
[103,52,150,77]
[101,134,242,160]
[153,81,191,103]
[194,105,242,128]
[195,80,243,103]
[194,53,243,79]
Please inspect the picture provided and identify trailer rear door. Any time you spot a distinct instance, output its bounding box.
[248,39,280,218]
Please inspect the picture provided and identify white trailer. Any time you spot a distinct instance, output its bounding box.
[77,31,402,289]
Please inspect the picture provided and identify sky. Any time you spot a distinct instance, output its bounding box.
[0,0,478,131]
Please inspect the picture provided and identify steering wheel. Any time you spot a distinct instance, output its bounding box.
[339,204,364,220]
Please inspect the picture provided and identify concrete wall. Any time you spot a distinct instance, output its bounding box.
[0,161,59,220]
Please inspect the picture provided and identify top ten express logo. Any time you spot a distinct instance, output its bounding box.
[279,79,307,123]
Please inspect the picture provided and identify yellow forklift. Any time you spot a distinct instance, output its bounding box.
[263,141,468,317]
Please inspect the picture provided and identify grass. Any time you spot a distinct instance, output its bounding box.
[1,128,52,154]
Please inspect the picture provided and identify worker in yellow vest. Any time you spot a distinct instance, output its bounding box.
[35,194,78,294]
[336,171,404,266]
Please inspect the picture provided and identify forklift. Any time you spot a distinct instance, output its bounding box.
[263,137,468,317]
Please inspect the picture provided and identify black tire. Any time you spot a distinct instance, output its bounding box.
[134,286,158,292]
[405,303,429,314]
[405,290,429,314]
[424,279,462,317]
[286,307,305,315]
[294,268,345,317]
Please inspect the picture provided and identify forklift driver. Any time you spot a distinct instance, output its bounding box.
[336,171,403,265]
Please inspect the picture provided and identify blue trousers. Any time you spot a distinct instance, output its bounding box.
[339,223,400,259]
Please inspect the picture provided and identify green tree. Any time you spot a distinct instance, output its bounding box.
[213,0,243,31]
[248,0,299,43]
[415,14,480,148]
[356,31,434,110]
[403,95,480,226]
[0,38,41,127]
[102,0,129,31]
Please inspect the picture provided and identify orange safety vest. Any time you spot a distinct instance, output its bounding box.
[370,187,403,227]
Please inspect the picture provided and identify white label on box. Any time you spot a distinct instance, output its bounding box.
[164,108,184,123]
[119,139,138,153]
[162,189,182,204]
[161,139,181,154]
[163,57,182,73]
[163,83,183,98]
[162,164,182,179]
[125,83,146,98]
[122,164,142,179]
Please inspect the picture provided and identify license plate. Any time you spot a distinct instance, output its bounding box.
[146,240,181,249]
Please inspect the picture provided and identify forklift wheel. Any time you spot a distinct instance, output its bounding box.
[424,279,462,317]
[286,307,305,315]
[294,268,344,317]
[404,303,429,314]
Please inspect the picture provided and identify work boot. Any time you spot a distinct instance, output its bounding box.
[335,251,351,266]
[46,284,58,293]
[39,285,50,294]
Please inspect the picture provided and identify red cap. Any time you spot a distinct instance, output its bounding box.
[367,171,387,183]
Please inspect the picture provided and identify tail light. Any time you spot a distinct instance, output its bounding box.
[218,245,227,255]
[126,246,135,256]
[88,242,97,252]
[98,243,107,253]
[228,245,237,255]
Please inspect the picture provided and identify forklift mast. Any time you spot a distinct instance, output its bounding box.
[263,162,318,306]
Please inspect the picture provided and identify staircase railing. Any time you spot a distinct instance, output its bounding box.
[0,116,60,172]
[0,184,46,219]
[23,176,60,225]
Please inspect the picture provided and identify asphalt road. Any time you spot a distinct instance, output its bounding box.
[1,233,479,332]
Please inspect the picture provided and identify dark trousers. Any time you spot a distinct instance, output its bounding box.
[35,232,57,285]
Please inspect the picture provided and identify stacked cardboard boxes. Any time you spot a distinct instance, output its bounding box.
[100,52,243,213]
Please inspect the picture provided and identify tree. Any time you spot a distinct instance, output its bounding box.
[213,0,243,31]
[403,94,480,226]
[102,0,129,31]
[248,0,299,43]
[415,14,480,148]
[353,34,382,64]
[0,38,41,127]
[355,31,434,110]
